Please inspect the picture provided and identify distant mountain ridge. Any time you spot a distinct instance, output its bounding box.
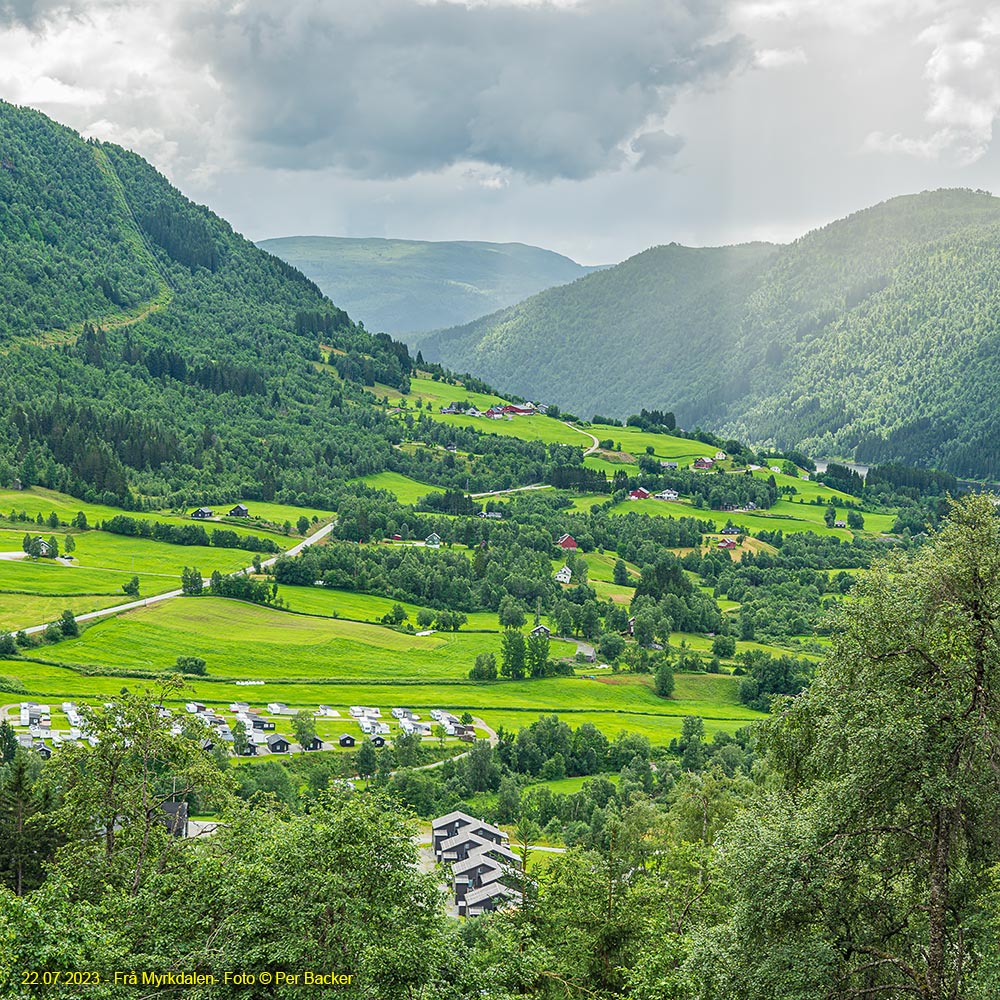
[257,235,602,335]
[418,189,1000,479]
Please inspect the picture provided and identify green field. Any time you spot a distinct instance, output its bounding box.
[355,471,444,504]
[277,585,505,632]
[381,375,510,411]
[39,598,576,681]
[1,649,763,744]
[0,593,128,632]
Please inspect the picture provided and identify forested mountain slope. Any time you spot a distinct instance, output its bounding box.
[258,235,600,335]
[420,189,1000,478]
[0,102,560,508]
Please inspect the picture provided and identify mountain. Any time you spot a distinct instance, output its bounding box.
[418,189,1000,479]
[0,101,546,507]
[257,235,601,335]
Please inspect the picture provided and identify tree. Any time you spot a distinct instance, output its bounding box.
[231,719,249,757]
[498,595,526,630]
[174,655,207,675]
[633,612,655,647]
[63,534,75,554]
[393,730,422,768]
[698,494,1000,999]
[598,632,625,662]
[469,652,497,680]
[296,515,310,536]
[47,535,58,558]
[0,753,63,894]
[122,575,140,597]
[356,740,377,783]
[292,710,317,749]
[181,566,203,595]
[0,720,18,763]
[654,661,675,697]
[847,509,865,530]
[711,634,736,658]
[381,603,408,627]
[527,630,550,678]
[416,608,435,629]
[501,630,526,679]
[58,609,79,638]
[613,559,629,586]
[824,503,837,528]
[71,511,88,529]
[432,724,447,747]
[0,632,16,656]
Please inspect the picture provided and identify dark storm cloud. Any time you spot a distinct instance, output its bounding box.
[178,0,749,180]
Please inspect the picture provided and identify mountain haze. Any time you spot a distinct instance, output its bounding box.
[419,189,1000,478]
[258,235,600,335]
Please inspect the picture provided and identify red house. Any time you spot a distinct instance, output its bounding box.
[717,538,737,550]
[628,488,651,500]
[556,533,577,550]
[693,457,715,470]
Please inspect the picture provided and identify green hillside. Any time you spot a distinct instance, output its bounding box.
[257,235,600,335]
[419,189,1000,478]
[0,102,570,508]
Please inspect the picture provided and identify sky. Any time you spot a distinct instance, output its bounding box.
[1,0,998,264]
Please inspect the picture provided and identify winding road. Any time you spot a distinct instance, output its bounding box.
[20,520,337,636]
[563,421,600,455]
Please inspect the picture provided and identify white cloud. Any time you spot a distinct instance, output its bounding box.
[864,6,1000,164]
[753,46,807,68]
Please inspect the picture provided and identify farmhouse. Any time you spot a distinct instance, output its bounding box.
[834,520,847,528]
[717,539,737,550]
[191,507,214,519]
[715,451,727,460]
[228,503,249,517]
[720,526,740,535]
[654,489,678,501]
[530,623,552,638]
[693,458,714,470]
[338,734,356,748]
[628,487,651,500]
[425,532,442,548]
[553,565,573,584]
[266,734,291,753]
[556,533,577,550]
[661,461,678,469]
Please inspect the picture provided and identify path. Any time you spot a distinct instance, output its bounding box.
[19,520,337,636]
[469,483,550,499]
[562,421,600,455]
[394,717,498,775]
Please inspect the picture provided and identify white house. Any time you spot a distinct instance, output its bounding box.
[553,565,573,584]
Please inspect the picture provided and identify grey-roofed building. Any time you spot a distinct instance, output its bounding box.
[266,734,291,753]
[460,881,522,918]
[432,810,509,859]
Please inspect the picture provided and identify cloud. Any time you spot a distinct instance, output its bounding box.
[629,129,684,168]
[754,46,807,68]
[864,6,1000,164]
[173,0,749,181]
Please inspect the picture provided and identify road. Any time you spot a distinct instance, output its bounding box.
[20,520,337,636]
[562,421,600,455]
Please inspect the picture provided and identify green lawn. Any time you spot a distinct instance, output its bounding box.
[531,773,620,795]
[354,471,444,504]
